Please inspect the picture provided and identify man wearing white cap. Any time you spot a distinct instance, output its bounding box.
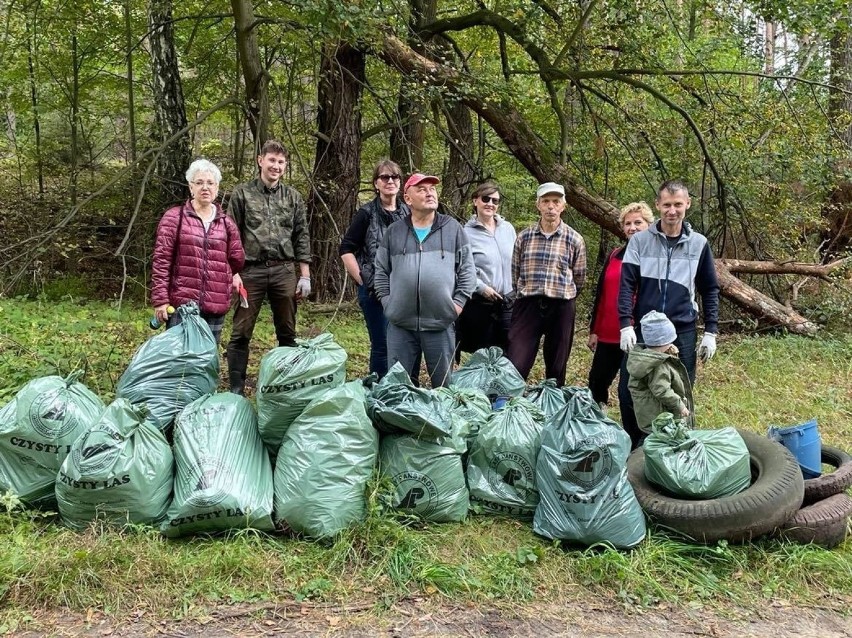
[507,182,587,386]
[374,173,477,387]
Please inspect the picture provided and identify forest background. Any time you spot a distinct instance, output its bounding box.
[0,0,850,330]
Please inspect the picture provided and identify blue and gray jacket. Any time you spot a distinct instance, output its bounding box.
[374,212,477,332]
[618,221,719,333]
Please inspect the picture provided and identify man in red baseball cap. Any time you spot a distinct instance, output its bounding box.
[373,173,476,387]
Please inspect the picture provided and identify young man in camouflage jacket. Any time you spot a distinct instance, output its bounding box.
[226,140,311,395]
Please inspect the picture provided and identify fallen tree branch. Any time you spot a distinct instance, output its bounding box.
[715,261,818,336]
[717,257,850,280]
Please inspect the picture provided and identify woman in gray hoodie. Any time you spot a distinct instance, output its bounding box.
[456,182,517,357]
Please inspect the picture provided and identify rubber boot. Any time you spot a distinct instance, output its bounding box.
[227,345,249,395]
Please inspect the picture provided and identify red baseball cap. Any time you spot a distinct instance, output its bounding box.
[404,173,440,192]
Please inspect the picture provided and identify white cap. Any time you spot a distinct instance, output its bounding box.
[536,182,565,199]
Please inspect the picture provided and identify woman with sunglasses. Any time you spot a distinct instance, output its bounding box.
[340,159,410,378]
[456,181,517,358]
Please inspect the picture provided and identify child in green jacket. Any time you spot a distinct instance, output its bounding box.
[626,310,694,434]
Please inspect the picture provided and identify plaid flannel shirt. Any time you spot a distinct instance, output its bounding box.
[512,220,586,300]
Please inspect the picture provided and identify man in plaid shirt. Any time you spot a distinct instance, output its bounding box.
[507,182,587,387]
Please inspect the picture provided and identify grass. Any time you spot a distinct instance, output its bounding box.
[0,296,850,626]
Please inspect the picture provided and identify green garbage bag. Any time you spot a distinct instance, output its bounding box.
[163,393,274,537]
[379,432,468,523]
[57,399,173,530]
[526,380,576,421]
[534,388,646,548]
[0,370,104,508]
[467,397,546,519]
[256,333,347,451]
[450,347,526,399]
[367,363,453,439]
[274,381,378,538]
[116,303,219,430]
[435,385,492,450]
[643,413,751,499]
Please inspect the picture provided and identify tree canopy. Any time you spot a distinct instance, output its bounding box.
[0,0,849,331]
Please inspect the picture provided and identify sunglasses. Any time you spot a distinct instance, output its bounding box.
[480,195,501,205]
[377,174,401,182]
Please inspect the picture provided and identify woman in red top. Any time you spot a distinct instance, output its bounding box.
[151,159,245,343]
[586,202,653,405]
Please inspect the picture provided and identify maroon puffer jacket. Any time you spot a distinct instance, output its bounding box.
[151,200,245,315]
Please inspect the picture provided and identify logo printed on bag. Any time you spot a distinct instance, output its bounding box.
[71,424,123,473]
[185,456,231,507]
[392,471,438,516]
[559,438,612,489]
[29,391,78,439]
[488,451,535,500]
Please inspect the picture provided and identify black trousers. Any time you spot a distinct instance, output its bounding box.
[587,341,623,405]
[456,295,512,356]
[507,296,576,387]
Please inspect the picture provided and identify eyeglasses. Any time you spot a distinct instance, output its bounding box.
[480,195,501,205]
[377,174,401,182]
[191,180,217,187]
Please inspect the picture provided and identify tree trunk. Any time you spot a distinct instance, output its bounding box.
[25,15,43,196]
[390,0,436,173]
[148,0,191,208]
[764,21,775,75]
[376,32,821,336]
[441,100,476,217]
[715,262,817,335]
[124,0,137,200]
[825,4,852,256]
[70,30,79,206]
[307,43,365,301]
[231,0,269,148]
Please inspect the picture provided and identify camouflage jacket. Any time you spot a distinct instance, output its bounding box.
[227,178,311,263]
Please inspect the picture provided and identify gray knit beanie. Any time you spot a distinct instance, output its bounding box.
[640,310,676,347]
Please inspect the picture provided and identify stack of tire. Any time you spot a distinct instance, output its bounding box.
[779,446,852,548]
[626,429,852,548]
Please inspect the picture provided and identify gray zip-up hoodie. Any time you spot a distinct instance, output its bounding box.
[464,214,516,296]
[374,212,476,331]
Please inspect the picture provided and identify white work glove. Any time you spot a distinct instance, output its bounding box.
[296,276,312,298]
[698,332,717,362]
[619,326,637,353]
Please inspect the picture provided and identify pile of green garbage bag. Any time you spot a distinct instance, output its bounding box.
[163,393,274,537]
[116,303,218,430]
[379,431,469,523]
[57,399,173,530]
[256,333,347,451]
[450,347,526,399]
[367,363,453,438]
[467,397,546,519]
[643,412,751,499]
[274,381,378,538]
[0,371,104,507]
[435,385,492,451]
[534,388,646,548]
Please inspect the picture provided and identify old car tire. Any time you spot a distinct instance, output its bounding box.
[627,429,804,543]
[802,445,852,506]
[779,493,852,549]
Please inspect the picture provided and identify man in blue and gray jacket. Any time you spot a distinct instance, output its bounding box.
[616,179,720,448]
[374,173,477,388]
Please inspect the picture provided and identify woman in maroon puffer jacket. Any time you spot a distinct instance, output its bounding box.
[151,159,245,343]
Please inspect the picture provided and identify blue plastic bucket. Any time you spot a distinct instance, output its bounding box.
[768,419,822,479]
[492,396,510,410]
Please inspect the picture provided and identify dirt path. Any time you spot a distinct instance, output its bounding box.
[11,598,852,637]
